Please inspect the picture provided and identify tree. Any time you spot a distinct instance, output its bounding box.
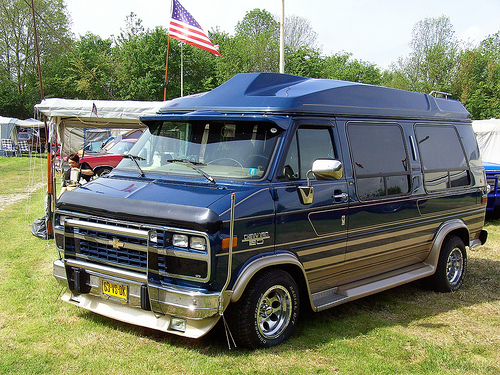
[453,32,500,119]
[0,0,71,117]
[284,14,317,53]
[390,16,459,94]
[234,9,280,73]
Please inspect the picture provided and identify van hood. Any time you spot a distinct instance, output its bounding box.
[56,177,232,233]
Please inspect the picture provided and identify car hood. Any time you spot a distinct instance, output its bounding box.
[56,177,233,232]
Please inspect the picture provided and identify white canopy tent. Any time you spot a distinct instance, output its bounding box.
[12,118,45,145]
[33,98,166,234]
[472,118,500,164]
[35,98,165,154]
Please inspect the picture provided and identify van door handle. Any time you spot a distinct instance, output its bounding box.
[333,191,348,202]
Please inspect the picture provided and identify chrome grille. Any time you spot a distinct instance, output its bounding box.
[56,212,211,282]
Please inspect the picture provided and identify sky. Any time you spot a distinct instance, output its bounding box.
[66,0,500,69]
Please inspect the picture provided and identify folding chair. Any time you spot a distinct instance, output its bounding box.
[18,140,31,156]
[1,139,17,157]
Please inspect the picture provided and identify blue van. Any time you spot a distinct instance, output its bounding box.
[53,73,488,348]
[484,162,500,217]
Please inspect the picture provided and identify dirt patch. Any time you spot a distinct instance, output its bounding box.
[0,182,45,212]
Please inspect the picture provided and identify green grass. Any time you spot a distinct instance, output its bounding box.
[1,157,499,374]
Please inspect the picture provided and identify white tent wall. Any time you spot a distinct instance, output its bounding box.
[35,98,165,154]
[0,116,17,153]
[472,118,500,164]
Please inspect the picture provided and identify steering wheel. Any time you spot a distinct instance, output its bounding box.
[207,158,243,167]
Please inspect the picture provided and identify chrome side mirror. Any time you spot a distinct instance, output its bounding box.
[298,159,343,205]
[311,159,343,181]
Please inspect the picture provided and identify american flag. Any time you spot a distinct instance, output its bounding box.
[92,103,98,117]
[169,0,222,56]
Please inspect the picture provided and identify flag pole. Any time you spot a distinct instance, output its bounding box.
[164,36,170,101]
[279,0,285,73]
[180,42,184,97]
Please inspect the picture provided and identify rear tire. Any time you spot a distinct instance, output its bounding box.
[227,269,300,349]
[430,235,467,292]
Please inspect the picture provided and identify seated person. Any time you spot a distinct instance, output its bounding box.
[59,153,94,196]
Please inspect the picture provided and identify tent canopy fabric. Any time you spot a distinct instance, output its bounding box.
[35,98,163,127]
[35,98,164,154]
[472,118,500,165]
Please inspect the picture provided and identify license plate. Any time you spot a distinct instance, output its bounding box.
[102,279,128,303]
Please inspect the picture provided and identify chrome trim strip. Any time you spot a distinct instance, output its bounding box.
[65,218,149,238]
[65,258,147,283]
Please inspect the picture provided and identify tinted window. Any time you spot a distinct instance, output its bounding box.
[348,123,410,200]
[458,126,481,164]
[415,125,470,191]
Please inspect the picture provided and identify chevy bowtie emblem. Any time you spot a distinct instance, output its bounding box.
[109,238,124,249]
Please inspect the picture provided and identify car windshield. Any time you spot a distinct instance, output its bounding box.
[117,120,281,179]
[106,140,136,155]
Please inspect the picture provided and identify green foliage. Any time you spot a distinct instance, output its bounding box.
[0,0,71,117]
[453,32,500,119]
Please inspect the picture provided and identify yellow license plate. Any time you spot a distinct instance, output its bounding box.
[102,279,128,303]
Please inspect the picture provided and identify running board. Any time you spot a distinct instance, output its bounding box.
[311,263,435,311]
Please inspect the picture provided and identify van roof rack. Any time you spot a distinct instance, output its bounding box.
[429,90,453,99]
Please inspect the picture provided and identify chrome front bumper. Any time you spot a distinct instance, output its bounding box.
[53,259,227,338]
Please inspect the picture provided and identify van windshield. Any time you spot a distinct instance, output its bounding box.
[118,120,281,179]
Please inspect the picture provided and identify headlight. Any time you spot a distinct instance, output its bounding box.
[173,234,189,248]
[190,236,206,251]
[59,215,67,226]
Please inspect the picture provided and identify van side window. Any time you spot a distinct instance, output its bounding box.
[281,127,336,180]
[415,125,470,191]
[348,123,410,200]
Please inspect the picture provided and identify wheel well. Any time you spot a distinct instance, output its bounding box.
[233,263,313,313]
[444,228,469,248]
[278,264,313,313]
[94,166,113,175]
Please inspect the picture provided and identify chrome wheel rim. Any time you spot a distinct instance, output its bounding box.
[257,285,292,340]
[446,247,464,286]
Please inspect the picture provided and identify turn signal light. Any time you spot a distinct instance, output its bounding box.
[222,237,237,250]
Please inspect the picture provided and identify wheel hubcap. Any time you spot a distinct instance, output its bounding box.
[257,285,292,340]
[446,247,464,286]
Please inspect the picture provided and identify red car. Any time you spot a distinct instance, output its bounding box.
[80,138,138,176]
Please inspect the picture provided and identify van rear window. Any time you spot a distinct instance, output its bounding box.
[415,124,471,191]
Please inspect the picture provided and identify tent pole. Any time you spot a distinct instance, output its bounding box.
[31,0,53,236]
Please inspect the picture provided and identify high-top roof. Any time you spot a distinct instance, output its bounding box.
[154,73,470,121]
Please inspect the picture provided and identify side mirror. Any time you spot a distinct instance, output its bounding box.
[298,159,343,205]
[311,159,343,180]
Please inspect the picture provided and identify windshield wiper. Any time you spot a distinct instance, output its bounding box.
[167,159,216,184]
[122,154,145,177]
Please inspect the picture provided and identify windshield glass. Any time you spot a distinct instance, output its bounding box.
[107,140,136,155]
[117,120,281,179]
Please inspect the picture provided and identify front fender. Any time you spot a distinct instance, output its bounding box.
[229,252,311,304]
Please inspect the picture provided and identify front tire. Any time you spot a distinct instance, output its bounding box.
[95,167,112,177]
[227,269,300,349]
[431,235,467,292]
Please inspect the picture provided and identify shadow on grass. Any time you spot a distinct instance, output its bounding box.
[75,250,500,356]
